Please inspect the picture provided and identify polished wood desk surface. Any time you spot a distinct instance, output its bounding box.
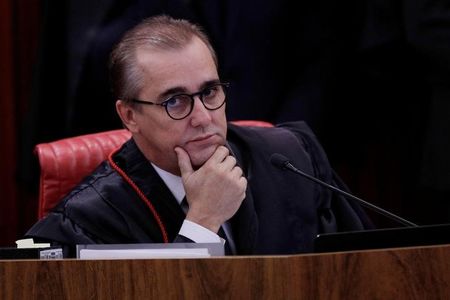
[1,244,449,299]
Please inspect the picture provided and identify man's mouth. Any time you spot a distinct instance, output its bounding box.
[185,134,219,148]
[189,134,215,143]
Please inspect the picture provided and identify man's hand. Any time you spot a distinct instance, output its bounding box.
[174,146,247,233]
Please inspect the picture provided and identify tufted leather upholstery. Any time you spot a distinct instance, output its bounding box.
[35,120,273,219]
[231,120,273,128]
[35,129,132,218]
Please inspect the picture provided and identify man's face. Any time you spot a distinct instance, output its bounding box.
[119,37,227,175]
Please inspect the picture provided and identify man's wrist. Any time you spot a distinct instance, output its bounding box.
[179,220,224,244]
[185,213,221,233]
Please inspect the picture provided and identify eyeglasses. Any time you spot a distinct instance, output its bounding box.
[131,82,229,120]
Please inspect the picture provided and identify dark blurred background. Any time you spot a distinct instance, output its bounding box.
[1,0,450,246]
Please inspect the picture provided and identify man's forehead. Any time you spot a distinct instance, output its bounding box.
[135,40,219,97]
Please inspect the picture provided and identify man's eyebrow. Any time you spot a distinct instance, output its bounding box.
[158,87,186,100]
[158,79,221,100]
[199,79,221,89]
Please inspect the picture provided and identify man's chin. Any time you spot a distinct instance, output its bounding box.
[190,156,210,170]
[188,148,216,169]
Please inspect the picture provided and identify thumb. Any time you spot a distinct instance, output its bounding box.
[174,147,193,177]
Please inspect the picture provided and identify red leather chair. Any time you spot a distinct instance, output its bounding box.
[35,120,273,218]
[35,129,132,218]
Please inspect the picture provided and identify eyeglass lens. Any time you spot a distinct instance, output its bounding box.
[165,84,226,119]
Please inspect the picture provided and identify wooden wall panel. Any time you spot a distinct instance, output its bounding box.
[0,0,18,246]
[0,0,42,246]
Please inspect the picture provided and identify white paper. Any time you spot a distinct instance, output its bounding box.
[15,238,51,249]
[79,248,211,259]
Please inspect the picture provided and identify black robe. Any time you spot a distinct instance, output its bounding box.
[26,121,372,257]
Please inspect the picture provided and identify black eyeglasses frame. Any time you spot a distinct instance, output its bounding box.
[131,82,229,120]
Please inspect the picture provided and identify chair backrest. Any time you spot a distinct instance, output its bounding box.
[35,120,273,218]
[35,129,131,218]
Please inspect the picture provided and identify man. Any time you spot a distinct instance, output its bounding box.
[26,15,372,257]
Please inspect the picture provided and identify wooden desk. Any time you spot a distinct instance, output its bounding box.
[1,244,449,299]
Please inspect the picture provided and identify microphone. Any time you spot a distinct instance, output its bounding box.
[270,153,417,227]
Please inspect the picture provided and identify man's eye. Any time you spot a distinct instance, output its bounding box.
[202,86,218,98]
[164,97,183,108]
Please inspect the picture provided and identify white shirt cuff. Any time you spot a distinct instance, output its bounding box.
[179,220,225,244]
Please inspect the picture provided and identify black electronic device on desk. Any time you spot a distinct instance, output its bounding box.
[314,223,450,253]
[0,238,63,260]
[0,247,63,259]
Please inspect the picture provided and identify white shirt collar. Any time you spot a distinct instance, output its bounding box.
[151,163,185,205]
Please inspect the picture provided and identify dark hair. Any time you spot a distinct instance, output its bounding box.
[109,15,218,102]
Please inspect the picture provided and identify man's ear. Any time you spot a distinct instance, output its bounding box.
[116,100,139,133]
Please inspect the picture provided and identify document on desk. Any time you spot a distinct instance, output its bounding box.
[76,243,224,259]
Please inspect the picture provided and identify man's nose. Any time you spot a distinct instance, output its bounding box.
[189,96,212,127]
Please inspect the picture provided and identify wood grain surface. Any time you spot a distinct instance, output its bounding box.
[1,244,449,299]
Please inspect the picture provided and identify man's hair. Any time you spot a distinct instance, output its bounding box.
[109,15,218,102]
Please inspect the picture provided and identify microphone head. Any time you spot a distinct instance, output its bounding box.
[270,153,290,169]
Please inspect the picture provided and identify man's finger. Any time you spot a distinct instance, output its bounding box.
[174,147,194,176]
[222,155,237,171]
[206,145,229,165]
